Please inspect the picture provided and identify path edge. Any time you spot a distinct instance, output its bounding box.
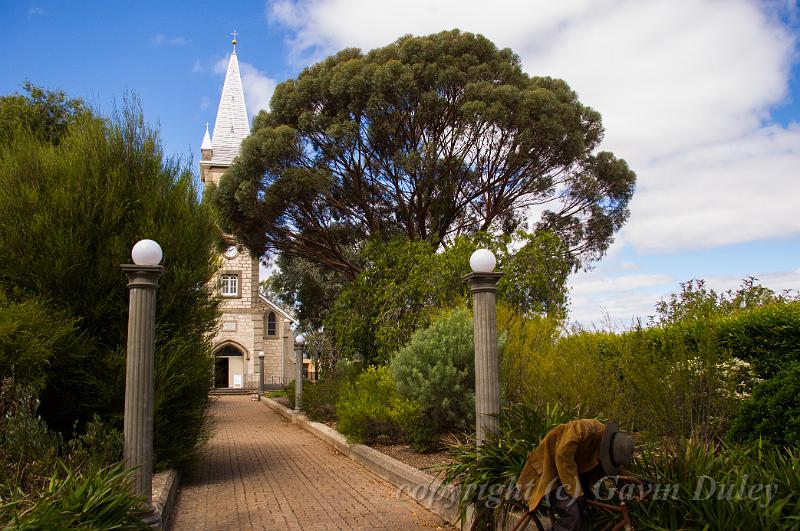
[152,468,180,530]
[261,396,462,525]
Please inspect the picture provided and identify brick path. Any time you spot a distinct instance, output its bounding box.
[171,396,449,530]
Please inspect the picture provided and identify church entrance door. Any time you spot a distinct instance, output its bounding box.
[214,357,229,388]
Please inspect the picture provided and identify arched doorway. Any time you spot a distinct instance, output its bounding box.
[214,344,245,388]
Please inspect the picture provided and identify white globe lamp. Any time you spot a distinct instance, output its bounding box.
[295,333,305,346]
[469,249,496,273]
[131,239,163,266]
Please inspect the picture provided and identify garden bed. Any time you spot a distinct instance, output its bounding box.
[369,442,452,472]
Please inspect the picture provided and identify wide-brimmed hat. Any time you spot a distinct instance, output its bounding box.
[600,421,634,476]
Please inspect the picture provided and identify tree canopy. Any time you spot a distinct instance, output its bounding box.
[0,82,93,146]
[215,30,636,277]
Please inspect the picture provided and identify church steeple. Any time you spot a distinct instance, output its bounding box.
[209,35,249,167]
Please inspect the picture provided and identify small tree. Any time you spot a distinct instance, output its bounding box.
[390,308,478,446]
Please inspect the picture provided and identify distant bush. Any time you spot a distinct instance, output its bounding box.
[499,304,760,440]
[729,362,800,448]
[285,359,360,419]
[336,365,416,444]
[717,302,800,379]
[390,308,479,447]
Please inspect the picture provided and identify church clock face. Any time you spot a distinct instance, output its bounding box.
[223,246,239,259]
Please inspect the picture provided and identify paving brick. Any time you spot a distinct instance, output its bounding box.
[171,396,450,530]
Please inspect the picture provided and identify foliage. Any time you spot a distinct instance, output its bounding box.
[325,238,471,363]
[436,403,576,523]
[0,462,148,530]
[390,308,482,447]
[0,99,220,469]
[283,359,360,418]
[0,292,84,395]
[216,29,635,277]
[324,231,567,364]
[499,291,765,441]
[261,253,346,330]
[729,362,800,447]
[0,378,61,496]
[0,82,93,146]
[716,300,800,379]
[625,439,800,530]
[0,378,143,530]
[335,365,417,444]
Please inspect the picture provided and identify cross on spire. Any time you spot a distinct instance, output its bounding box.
[231,30,238,52]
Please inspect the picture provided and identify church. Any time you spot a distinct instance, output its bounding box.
[199,37,297,390]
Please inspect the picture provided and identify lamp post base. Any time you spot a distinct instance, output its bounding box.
[140,505,161,529]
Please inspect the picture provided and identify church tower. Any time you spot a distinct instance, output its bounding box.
[201,35,295,390]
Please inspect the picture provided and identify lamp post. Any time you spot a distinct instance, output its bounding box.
[463,249,503,448]
[258,351,265,397]
[121,239,164,527]
[294,334,305,411]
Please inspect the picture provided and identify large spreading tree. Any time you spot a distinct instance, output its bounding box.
[215,30,636,279]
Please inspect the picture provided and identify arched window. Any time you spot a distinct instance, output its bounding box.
[266,311,276,337]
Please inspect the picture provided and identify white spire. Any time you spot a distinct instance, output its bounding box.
[201,122,212,150]
[210,42,249,166]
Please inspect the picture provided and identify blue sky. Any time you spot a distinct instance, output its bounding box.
[3,0,799,327]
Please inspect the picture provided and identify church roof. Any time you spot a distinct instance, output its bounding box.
[210,48,249,166]
[201,122,212,150]
[258,292,296,323]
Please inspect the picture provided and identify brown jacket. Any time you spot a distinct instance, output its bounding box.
[516,419,606,510]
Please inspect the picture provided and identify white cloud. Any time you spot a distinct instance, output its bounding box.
[265,0,799,253]
[153,34,187,46]
[626,124,800,253]
[27,6,44,16]
[571,273,674,296]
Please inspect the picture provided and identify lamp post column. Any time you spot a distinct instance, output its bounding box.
[121,240,164,528]
[258,351,265,397]
[464,249,503,448]
[295,335,305,411]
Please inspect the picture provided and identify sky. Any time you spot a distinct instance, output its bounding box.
[3,0,799,328]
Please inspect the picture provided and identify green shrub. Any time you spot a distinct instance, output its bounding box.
[437,403,577,523]
[0,378,60,495]
[717,301,800,379]
[0,292,85,395]
[729,362,800,447]
[0,462,148,530]
[390,308,481,446]
[625,439,800,530]
[336,366,413,444]
[284,359,360,419]
[0,102,219,469]
[0,378,142,530]
[500,306,760,441]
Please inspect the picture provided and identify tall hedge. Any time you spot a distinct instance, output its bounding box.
[0,105,220,469]
[716,302,800,378]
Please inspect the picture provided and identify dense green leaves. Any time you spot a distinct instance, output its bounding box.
[0,293,84,394]
[0,99,220,469]
[216,30,635,277]
[729,362,800,447]
[390,308,479,444]
[0,82,93,147]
